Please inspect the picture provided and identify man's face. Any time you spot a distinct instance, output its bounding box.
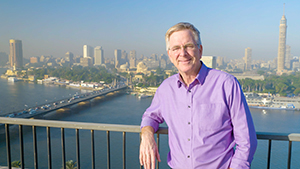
[167,29,202,76]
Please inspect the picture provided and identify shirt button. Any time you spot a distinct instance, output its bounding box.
[188,138,190,141]
[188,122,190,124]
[188,90,191,92]
[188,106,190,108]
[187,156,190,158]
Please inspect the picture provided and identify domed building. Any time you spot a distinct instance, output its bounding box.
[136,62,148,73]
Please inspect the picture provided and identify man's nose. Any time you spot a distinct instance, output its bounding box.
[179,46,188,56]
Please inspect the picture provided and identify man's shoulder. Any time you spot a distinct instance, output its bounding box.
[157,74,178,89]
[207,68,236,82]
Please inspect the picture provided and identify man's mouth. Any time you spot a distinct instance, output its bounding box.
[178,58,192,64]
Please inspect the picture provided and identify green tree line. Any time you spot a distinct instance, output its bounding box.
[238,72,300,96]
[27,66,117,83]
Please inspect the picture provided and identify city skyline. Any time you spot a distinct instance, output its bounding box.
[1,1,299,61]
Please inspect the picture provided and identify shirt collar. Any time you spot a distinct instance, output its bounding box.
[176,62,209,88]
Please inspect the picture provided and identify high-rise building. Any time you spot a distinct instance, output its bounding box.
[83,45,94,58]
[65,52,74,63]
[216,56,224,68]
[9,39,23,68]
[244,47,252,70]
[277,4,287,72]
[114,49,122,68]
[201,56,217,69]
[94,46,104,65]
[83,45,94,64]
[129,50,136,68]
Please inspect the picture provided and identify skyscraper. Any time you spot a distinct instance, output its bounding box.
[277,4,287,72]
[9,39,23,68]
[244,47,252,70]
[114,49,121,68]
[83,45,94,58]
[129,50,136,68]
[65,52,74,63]
[94,46,104,65]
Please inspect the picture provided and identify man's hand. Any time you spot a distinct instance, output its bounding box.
[139,126,161,169]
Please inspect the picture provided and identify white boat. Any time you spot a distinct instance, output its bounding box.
[7,77,22,82]
[138,94,151,99]
[245,92,300,111]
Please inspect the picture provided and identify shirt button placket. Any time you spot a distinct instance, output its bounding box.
[187,88,192,163]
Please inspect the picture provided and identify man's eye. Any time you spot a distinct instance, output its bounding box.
[172,47,180,51]
[186,45,194,49]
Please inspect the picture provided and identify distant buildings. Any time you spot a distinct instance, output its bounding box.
[244,47,252,70]
[65,52,74,63]
[277,5,287,73]
[9,39,23,69]
[201,56,216,69]
[114,49,122,68]
[94,46,104,65]
[83,45,94,65]
[30,56,39,64]
[129,50,137,68]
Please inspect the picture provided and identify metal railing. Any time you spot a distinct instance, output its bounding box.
[1,117,300,169]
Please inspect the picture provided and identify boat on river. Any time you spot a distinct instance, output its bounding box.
[245,92,300,110]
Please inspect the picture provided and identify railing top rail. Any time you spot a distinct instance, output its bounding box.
[1,117,300,141]
[0,117,141,133]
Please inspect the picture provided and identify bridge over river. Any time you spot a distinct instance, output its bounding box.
[0,85,128,119]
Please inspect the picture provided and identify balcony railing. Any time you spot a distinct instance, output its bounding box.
[1,117,300,169]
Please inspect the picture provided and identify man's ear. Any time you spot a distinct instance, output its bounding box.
[199,45,203,59]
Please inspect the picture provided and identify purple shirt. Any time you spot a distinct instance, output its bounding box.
[141,63,257,169]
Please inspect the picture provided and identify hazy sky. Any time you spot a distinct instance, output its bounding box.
[1,0,299,61]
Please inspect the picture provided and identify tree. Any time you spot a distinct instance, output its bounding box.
[61,160,77,169]
[293,88,300,96]
[11,160,21,168]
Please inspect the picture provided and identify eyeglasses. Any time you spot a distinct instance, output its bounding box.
[169,43,197,53]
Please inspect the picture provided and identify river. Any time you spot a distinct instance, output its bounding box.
[1,68,300,169]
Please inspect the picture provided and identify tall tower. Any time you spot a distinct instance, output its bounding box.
[65,52,74,63]
[129,50,136,68]
[244,47,252,70]
[9,39,23,69]
[83,45,94,64]
[114,49,121,68]
[94,46,104,65]
[277,4,287,72]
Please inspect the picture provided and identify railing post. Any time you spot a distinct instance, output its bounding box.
[19,125,24,169]
[76,129,80,169]
[47,127,52,169]
[61,128,66,169]
[91,130,95,169]
[32,126,38,169]
[107,131,111,169]
[123,132,126,169]
[267,139,272,169]
[5,124,11,169]
[156,134,160,169]
[288,141,292,169]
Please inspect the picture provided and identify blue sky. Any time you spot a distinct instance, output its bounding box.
[0,0,299,61]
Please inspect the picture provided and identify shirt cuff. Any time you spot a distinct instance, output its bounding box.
[140,117,159,132]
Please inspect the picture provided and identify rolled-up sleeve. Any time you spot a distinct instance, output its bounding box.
[140,88,164,132]
[226,77,257,169]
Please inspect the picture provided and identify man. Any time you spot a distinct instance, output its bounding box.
[139,22,257,169]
